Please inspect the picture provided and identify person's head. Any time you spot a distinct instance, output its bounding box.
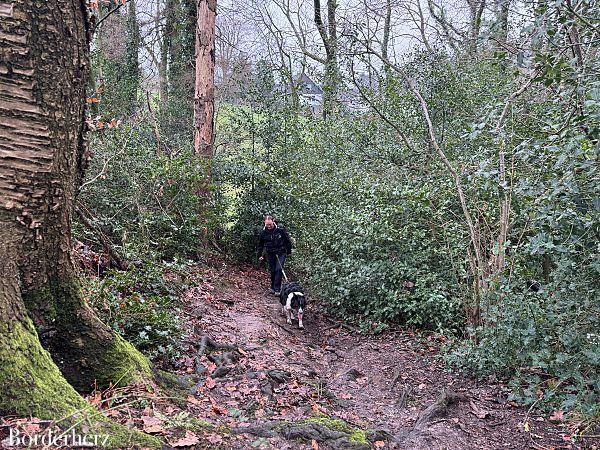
[264,214,275,229]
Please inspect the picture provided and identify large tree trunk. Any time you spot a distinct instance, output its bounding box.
[194,0,216,157]
[0,0,151,405]
[0,231,88,418]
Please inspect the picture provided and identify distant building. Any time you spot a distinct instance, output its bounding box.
[286,73,323,115]
[287,72,377,114]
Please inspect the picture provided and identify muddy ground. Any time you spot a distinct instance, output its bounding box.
[154,261,595,449]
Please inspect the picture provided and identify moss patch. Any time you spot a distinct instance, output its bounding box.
[189,418,213,430]
[300,414,369,445]
[23,278,153,391]
[99,421,162,449]
[0,318,162,449]
[95,333,153,387]
[0,318,87,417]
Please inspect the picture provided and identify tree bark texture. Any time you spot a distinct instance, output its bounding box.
[194,0,216,157]
[0,0,150,401]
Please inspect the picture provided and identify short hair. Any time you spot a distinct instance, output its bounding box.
[264,214,274,221]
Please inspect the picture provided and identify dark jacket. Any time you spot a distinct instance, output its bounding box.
[256,225,293,257]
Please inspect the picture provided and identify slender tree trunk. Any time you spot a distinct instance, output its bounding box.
[161,0,177,119]
[382,0,392,82]
[125,0,140,113]
[0,0,151,402]
[467,0,486,54]
[314,0,339,118]
[194,0,216,156]
[165,0,195,136]
[496,0,510,48]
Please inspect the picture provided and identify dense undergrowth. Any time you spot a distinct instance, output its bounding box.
[82,261,189,363]
[213,50,599,416]
[77,3,598,419]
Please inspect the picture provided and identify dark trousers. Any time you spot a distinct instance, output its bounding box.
[267,253,285,292]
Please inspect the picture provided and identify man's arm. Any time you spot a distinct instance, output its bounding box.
[281,228,293,254]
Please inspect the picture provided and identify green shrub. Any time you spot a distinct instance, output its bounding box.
[77,120,213,261]
[83,261,189,362]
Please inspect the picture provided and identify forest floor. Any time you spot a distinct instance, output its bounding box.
[2,260,596,449]
[128,259,594,450]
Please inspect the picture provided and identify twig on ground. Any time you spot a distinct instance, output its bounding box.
[390,367,402,391]
[269,318,295,335]
[324,317,361,334]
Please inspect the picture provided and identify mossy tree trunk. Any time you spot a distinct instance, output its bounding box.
[0,0,150,414]
[165,0,196,137]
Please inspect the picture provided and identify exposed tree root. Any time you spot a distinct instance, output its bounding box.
[412,390,466,431]
[233,415,382,450]
[324,317,362,334]
[399,389,467,448]
[191,336,243,390]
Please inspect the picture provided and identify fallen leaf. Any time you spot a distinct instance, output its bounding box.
[21,423,42,434]
[205,377,216,389]
[169,430,199,447]
[186,395,202,406]
[523,421,530,432]
[374,441,385,448]
[209,396,229,415]
[469,400,490,419]
[311,439,319,449]
[205,433,223,445]
[549,410,565,423]
[141,416,164,434]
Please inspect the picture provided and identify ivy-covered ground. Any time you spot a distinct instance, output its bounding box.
[5,259,596,449]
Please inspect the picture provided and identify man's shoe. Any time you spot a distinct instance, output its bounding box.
[273,291,280,296]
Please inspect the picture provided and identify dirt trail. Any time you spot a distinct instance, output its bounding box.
[168,261,580,450]
[0,260,592,450]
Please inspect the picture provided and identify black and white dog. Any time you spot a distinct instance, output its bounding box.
[279,282,306,329]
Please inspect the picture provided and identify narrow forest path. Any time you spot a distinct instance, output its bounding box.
[154,259,577,450]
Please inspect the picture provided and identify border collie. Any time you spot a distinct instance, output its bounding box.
[279,282,306,329]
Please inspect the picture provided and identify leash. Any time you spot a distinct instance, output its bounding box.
[276,254,289,283]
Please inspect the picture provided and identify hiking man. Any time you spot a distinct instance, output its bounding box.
[256,215,293,295]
